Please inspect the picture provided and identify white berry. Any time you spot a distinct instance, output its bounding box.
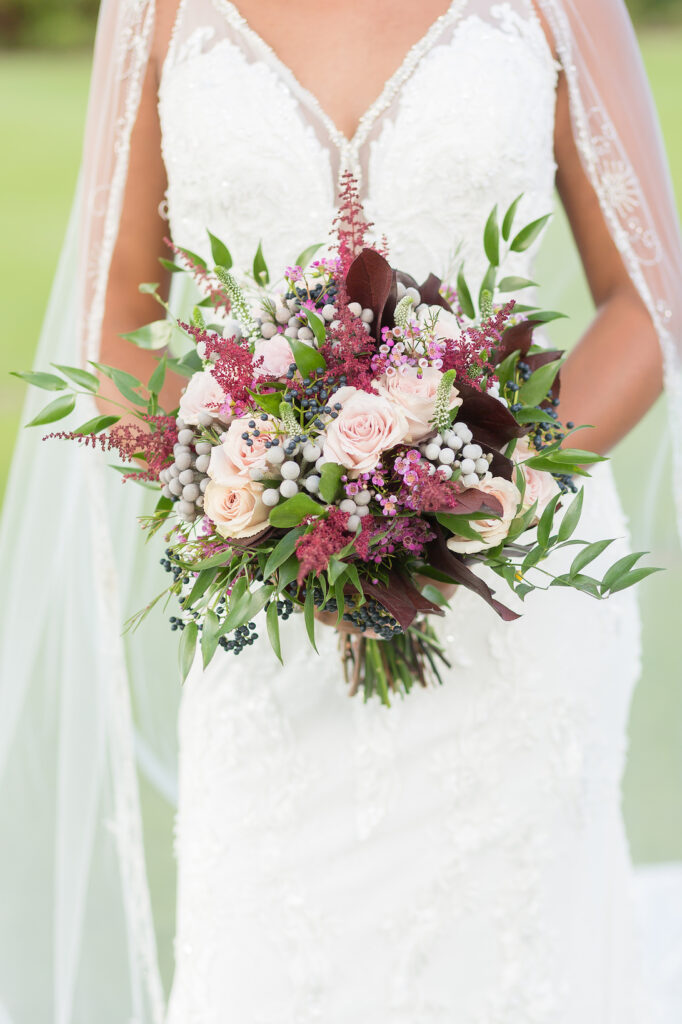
[267,446,285,465]
[305,475,321,493]
[438,448,455,465]
[182,483,200,502]
[347,514,361,532]
[279,479,299,498]
[424,443,441,461]
[262,488,280,507]
[348,301,362,317]
[356,505,369,517]
[462,443,483,460]
[339,499,357,514]
[461,473,479,488]
[249,466,264,481]
[260,321,277,339]
[303,442,321,462]
[475,458,489,475]
[195,454,210,474]
[178,469,195,485]
[281,461,300,480]
[355,489,371,506]
[460,458,476,476]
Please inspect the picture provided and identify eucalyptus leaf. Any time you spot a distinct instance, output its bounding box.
[208,230,233,269]
[295,243,323,268]
[319,462,342,503]
[289,336,327,377]
[456,265,475,320]
[253,240,270,286]
[25,393,76,428]
[121,320,174,350]
[483,205,500,266]
[52,363,100,392]
[268,492,323,528]
[510,213,552,253]
[179,621,198,683]
[201,608,221,668]
[557,488,584,543]
[11,370,67,391]
[501,193,523,241]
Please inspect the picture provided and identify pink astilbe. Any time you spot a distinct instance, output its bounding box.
[45,414,178,483]
[332,171,373,275]
[164,237,231,312]
[295,508,352,584]
[440,301,515,386]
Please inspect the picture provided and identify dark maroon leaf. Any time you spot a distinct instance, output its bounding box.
[362,570,445,630]
[457,382,529,447]
[443,485,504,518]
[492,319,538,364]
[418,272,453,313]
[477,442,514,481]
[426,527,520,621]
[346,249,394,340]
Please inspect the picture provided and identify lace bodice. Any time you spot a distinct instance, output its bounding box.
[159,0,558,285]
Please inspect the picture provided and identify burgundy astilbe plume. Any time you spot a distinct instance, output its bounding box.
[295,508,352,584]
[180,323,257,405]
[440,301,516,384]
[333,171,373,276]
[45,414,178,483]
[164,237,231,312]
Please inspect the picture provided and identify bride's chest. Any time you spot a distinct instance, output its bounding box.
[158,1,558,282]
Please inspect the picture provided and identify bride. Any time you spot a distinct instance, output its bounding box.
[1,1,681,1021]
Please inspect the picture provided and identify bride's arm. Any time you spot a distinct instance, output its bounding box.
[543,26,665,454]
[96,2,184,417]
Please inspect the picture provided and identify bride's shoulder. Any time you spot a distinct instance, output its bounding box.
[152,0,184,64]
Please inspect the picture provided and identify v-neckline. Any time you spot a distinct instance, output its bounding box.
[212,0,468,154]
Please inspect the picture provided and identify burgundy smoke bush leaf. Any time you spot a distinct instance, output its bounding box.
[457,382,529,447]
[346,248,394,340]
[478,442,515,481]
[362,571,445,630]
[447,486,504,517]
[493,318,538,363]
[426,528,520,621]
[418,272,453,313]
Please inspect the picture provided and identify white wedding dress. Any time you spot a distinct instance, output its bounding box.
[158,2,648,1021]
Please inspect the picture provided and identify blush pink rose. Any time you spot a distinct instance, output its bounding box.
[253,334,295,380]
[178,369,227,425]
[430,307,461,343]
[322,385,409,474]
[511,438,561,522]
[203,477,269,539]
[446,476,521,554]
[208,416,275,482]
[373,366,461,443]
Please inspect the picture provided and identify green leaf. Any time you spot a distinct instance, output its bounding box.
[121,320,174,350]
[483,205,500,266]
[148,354,167,395]
[333,576,346,625]
[495,349,520,392]
[277,553,300,591]
[25,392,76,427]
[52,363,100,392]
[207,230,233,269]
[295,243,323,268]
[179,621,198,683]
[11,370,67,391]
[304,583,318,652]
[177,246,207,270]
[138,281,159,295]
[545,448,606,466]
[184,548,234,572]
[74,414,120,435]
[569,538,615,578]
[288,336,327,377]
[456,265,476,320]
[253,240,270,286]
[600,551,647,593]
[186,567,218,606]
[219,575,249,632]
[300,307,327,347]
[319,462,342,504]
[268,492,323,528]
[525,309,568,324]
[262,527,304,579]
[497,276,538,292]
[247,387,285,417]
[159,257,185,274]
[420,583,450,607]
[478,264,496,312]
[501,193,523,241]
[606,566,662,594]
[328,558,347,586]
[510,213,552,252]
[557,488,584,543]
[201,609,221,669]
[521,544,547,574]
[435,511,489,542]
[345,563,364,597]
[536,492,561,549]
[266,600,283,663]
[89,362,148,407]
[517,357,563,407]
[513,407,555,424]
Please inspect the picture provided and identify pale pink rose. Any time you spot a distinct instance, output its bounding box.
[511,438,561,522]
[446,476,521,554]
[253,334,295,380]
[178,369,227,425]
[373,366,461,443]
[203,476,269,539]
[322,385,409,474]
[208,416,275,482]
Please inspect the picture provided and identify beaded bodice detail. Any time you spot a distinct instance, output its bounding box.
[159,0,558,286]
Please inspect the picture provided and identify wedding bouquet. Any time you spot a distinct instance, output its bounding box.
[14,175,658,703]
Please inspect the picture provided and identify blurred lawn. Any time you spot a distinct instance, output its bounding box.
[0,35,681,861]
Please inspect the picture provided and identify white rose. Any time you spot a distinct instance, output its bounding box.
[446,476,521,554]
[322,385,409,474]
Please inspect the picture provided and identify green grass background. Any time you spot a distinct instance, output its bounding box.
[0,35,681,865]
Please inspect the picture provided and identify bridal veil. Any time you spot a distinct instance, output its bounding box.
[0,1,680,1020]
